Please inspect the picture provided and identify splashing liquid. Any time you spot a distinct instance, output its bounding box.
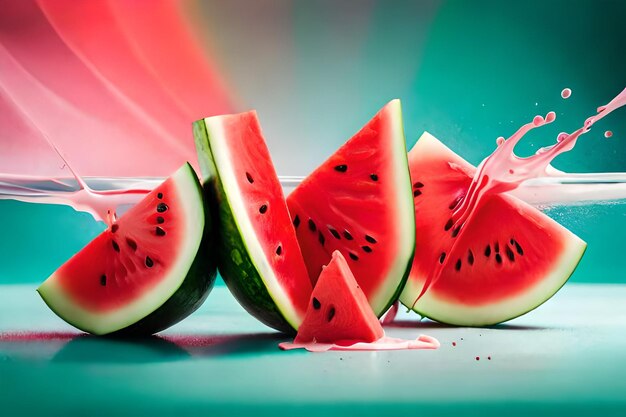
[0,135,152,226]
[412,87,626,306]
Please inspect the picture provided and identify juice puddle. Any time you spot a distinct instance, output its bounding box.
[412,87,626,304]
[279,334,440,352]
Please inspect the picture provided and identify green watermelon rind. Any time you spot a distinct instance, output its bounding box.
[37,163,217,336]
[399,132,588,327]
[193,119,297,334]
[368,99,416,317]
[404,241,586,327]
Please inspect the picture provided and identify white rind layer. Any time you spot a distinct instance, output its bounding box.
[401,233,586,326]
[202,116,302,329]
[368,99,416,313]
[37,164,204,335]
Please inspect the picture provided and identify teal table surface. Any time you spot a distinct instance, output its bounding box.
[1,284,626,417]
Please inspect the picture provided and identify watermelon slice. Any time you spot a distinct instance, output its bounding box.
[193,112,312,333]
[294,251,384,344]
[287,100,415,317]
[400,133,587,326]
[38,163,216,335]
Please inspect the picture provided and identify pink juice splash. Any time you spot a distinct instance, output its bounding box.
[412,87,626,305]
[605,130,613,138]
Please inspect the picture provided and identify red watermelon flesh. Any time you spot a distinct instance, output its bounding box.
[287,100,415,318]
[295,251,384,344]
[399,133,586,326]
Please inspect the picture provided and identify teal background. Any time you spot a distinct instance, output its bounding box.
[1,0,625,284]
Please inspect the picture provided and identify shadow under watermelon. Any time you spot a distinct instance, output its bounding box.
[162,332,288,358]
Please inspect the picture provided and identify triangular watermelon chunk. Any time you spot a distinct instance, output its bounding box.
[287,100,415,318]
[295,251,384,344]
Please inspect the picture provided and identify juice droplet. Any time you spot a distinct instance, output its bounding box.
[605,130,613,138]
[561,88,572,99]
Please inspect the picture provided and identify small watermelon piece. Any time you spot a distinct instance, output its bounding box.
[295,251,384,344]
[400,133,587,326]
[193,111,312,333]
[37,163,217,335]
[287,100,415,317]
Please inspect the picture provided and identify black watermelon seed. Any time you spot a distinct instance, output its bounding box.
[334,164,348,173]
[362,245,372,253]
[327,306,336,322]
[365,235,377,244]
[370,174,379,181]
[439,252,446,264]
[455,259,462,271]
[510,238,516,245]
[494,242,500,253]
[452,226,461,238]
[157,203,168,213]
[293,215,300,228]
[157,192,163,199]
[343,230,353,240]
[349,252,359,261]
[449,195,464,210]
[505,245,515,262]
[328,227,341,239]
[100,274,107,286]
[246,172,254,183]
[318,232,325,246]
[126,238,137,251]
[259,204,268,214]
[495,254,503,264]
[145,256,154,268]
[444,218,454,231]
[485,245,492,257]
[308,219,317,232]
[276,245,282,256]
[312,297,321,310]
[414,182,424,188]
[413,190,422,197]
[156,226,166,236]
[111,224,119,233]
[514,241,524,255]
[468,250,475,265]
[156,216,165,224]
[112,240,120,253]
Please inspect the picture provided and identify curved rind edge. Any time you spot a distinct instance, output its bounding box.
[372,99,416,317]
